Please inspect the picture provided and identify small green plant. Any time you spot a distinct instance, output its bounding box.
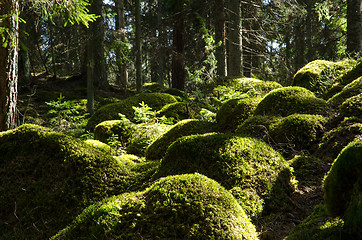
[132,101,174,124]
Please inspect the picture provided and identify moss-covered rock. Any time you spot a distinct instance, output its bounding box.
[51,174,258,240]
[343,192,362,238]
[86,92,177,131]
[269,114,327,155]
[292,59,356,97]
[327,76,362,107]
[254,86,330,117]
[323,139,362,217]
[162,87,189,99]
[84,139,115,154]
[216,97,261,131]
[94,118,135,145]
[340,93,362,119]
[339,59,362,85]
[142,82,164,92]
[157,133,293,217]
[126,122,172,156]
[235,115,280,139]
[156,102,195,122]
[0,124,127,239]
[145,119,218,161]
[285,205,344,240]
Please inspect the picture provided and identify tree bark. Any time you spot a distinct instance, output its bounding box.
[214,0,226,77]
[115,0,128,92]
[226,0,242,76]
[171,1,186,90]
[0,0,19,131]
[347,0,362,56]
[135,0,142,91]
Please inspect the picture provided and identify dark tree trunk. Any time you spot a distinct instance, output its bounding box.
[347,0,362,56]
[171,1,186,91]
[294,19,305,71]
[115,0,128,92]
[214,0,226,77]
[135,0,142,91]
[0,0,19,131]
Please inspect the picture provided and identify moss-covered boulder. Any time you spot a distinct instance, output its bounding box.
[51,174,258,240]
[327,76,362,107]
[292,59,356,97]
[340,93,362,119]
[323,139,362,218]
[216,97,261,131]
[84,139,115,154]
[235,115,280,139]
[156,102,195,122]
[141,82,164,92]
[254,86,330,117]
[145,119,218,161]
[94,118,135,144]
[269,114,327,155]
[285,205,344,240]
[126,122,172,156]
[157,133,293,217]
[86,92,177,131]
[343,192,362,238]
[0,124,127,239]
[162,87,189,99]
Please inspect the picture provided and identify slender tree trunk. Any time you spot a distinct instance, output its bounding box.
[214,0,226,77]
[115,0,128,92]
[87,27,94,115]
[241,2,253,77]
[157,0,167,87]
[347,0,362,56]
[294,19,305,70]
[171,1,185,90]
[135,0,142,91]
[0,0,19,131]
[226,0,242,76]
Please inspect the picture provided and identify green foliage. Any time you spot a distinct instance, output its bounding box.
[254,86,330,117]
[51,174,258,240]
[145,119,218,161]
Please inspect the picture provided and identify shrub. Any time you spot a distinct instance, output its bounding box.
[86,93,177,131]
[340,93,362,119]
[254,86,330,117]
[216,97,261,131]
[51,174,258,240]
[145,119,218,161]
[0,124,128,239]
[292,59,356,97]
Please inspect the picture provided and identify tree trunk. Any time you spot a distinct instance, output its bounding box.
[226,0,242,76]
[214,0,226,77]
[135,0,142,91]
[347,0,362,56]
[87,27,95,115]
[115,0,128,92]
[171,1,186,90]
[294,19,305,71]
[0,0,19,131]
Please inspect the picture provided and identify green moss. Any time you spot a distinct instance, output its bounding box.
[142,82,164,92]
[162,87,189,99]
[145,119,218,161]
[84,139,115,154]
[344,191,362,238]
[157,133,293,217]
[216,97,261,131]
[254,86,330,117]
[292,59,356,97]
[156,102,195,122]
[86,92,177,131]
[340,93,362,119]
[51,174,258,240]
[126,122,172,156]
[235,115,280,139]
[327,76,362,107]
[0,124,128,239]
[269,114,327,155]
[323,139,362,217]
[94,118,135,145]
[339,59,362,85]
[285,205,344,240]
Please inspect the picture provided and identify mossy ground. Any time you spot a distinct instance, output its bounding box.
[51,174,258,240]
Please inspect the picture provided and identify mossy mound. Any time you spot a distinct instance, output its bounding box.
[86,92,177,131]
[316,121,362,162]
[142,82,164,92]
[254,86,329,117]
[0,124,127,239]
[339,59,362,85]
[343,192,362,238]
[323,139,362,217]
[292,59,356,97]
[327,76,362,107]
[157,133,293,217]
[269,114,327,155]
[285,205,344,240]
[216,97,261,131]
[51,174,258,240]
[340,93,362,119]
[156,102,195,122]
[84,139,115,154]
[235,115,280,139]
[162,87,189,99]
[145,119,218,161]
[126,122,172,156]
[94,118,135,144]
